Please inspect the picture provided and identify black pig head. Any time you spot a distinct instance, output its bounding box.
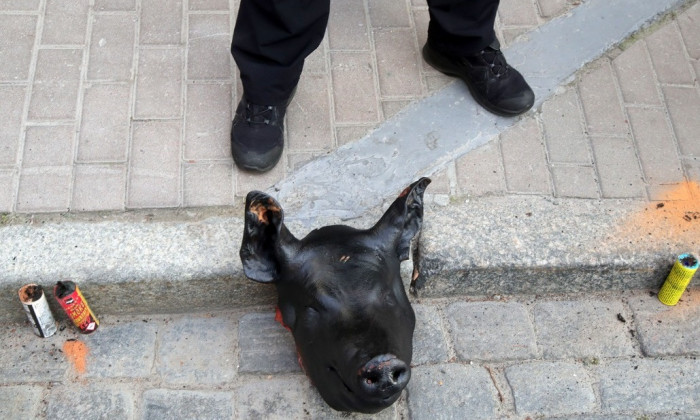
[240,177,430,413]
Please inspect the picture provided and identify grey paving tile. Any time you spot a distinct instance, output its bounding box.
[0,86,25,165]
[187,14,231,80]
[578,61,628,136]
[501,119,552,194]
[368,0,411,28]
[0,170,15,212]
[685,157,700,183]
[498,0,539,26]
[627,107,683,185]
[236,163,284,197]
[330,51,380,124]
[287,73,333,151]
[140,0,182,45]
[663,86,700,157]
[612,41,661,106]
[184,83,231,160]
[42,0,88,45]
[646,22,695,85]
[374,29,422,97]
[678,2,700,59]
[506,361,596,416]
[445,301,538,361]
[407,364,498,420]
[128,120,181,208]
[335,125,373,147]
[590,136,645,198]
[236,377,309,418]
[28,49,82,120]
[134,48,183,119]
[81,320,158,378]
[237,312,299,374]
[47,385,135,419]
[22,125,74,167]
[455,140,505,196]
[551,165,599,198]
[87,14,136,81]
[72,164,126,211]
[381,99,411,120]
[537,0,570,18]
[183,162,234,206]
[0,386,43,419]
[0,324,69,381]
[328,0,370,50]
[78,84,131,162]
[541,88,591,164]
[94,0,135,11]
[533,300,636,359]
[189,0,229,10]
[413,9,432,73]
[0,0,39,10]
[0,15,37,81]
[16,167,71,212]
[303,40,327,74]
[627,289,700,357]
[411,304,449,365]
[142,389,234,420]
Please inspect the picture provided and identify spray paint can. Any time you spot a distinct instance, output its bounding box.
[18,284,57,338]
[54,281,99,334]
[658,253,698,306]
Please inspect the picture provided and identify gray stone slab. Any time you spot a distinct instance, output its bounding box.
[81,319,157,378]
[235,376,310,418]
[157,314,237,384]
[0,323,68,382]
[238,312,300,374]
[46,384,135,419]
[628,288,700,357]
[533,300,636,359]
[596,358,700,414]
[142,389,234,420]
[505,361,596,416]
[445,301,538,361]
[406,364,498,420]
[0,385,43,418]
[411,304,449,365]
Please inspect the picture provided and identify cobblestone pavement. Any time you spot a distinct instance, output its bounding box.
[1,288,698,419]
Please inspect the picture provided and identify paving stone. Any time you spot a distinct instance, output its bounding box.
[46,384,135,419]
[0,15,37,81]
[28,49,82,120]
[551,165,599,198]
[411,304,449,365]
[381,100,411,120]
[238,312,300,374]
[303,41,327,74]
[0,170,14,212]
[455,140,506,196]
[445,301,538,361]
[501,119,552,194]
[537,0,569,18]
[128,120,181,208]
[304,379,399,419]
[72,164,127,211]
[533,300,636,359]
[187,14,231,80]
[157,315,236,384]
[578,61,628,136]
[590,136,646,198]
[94,0,135,11]
[368,0,411,28]
[81,320,157,378]
[183,162,234,206]
[189,0,229,10]
[77,84,131,162]
[0,0,39,10]
[22,125,74,167]
[0,86,26,164]
[645,22,695,85]
[677,3,700,59]
[541,87,591,164]
[627,107,683,185]
[236,162,285,197]
[374,29,422,97]
[88,14,136,81]
[287,73,333,151]
[16,167,71,212]
[612,41,661,105]
[407,364,498,420]
[140,0,182,45]
[328,0,370,50]
[235,376,310,418]
[134,48,183,119]
[627,289,700,357]
[663,86,700,157]
[596,358,700,413]
[42,0,88,45]
[142,389,234,420]
[506,361,596,416]
[0,385,43,418]
[0,323,68,382]
[184,83,232,160]
[498,0,539,26]
[335,125,373,147]
[330,52,380,124]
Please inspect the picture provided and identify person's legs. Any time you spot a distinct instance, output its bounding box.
[424,0,534,116]
[230,0,329,172]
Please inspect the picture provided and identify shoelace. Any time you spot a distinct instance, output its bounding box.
[480,47,509,78]
[245,103,275,125]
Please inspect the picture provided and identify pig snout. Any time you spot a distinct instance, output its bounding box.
[358,354,410,398]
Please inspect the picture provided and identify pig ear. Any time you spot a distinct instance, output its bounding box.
[373,177,431,261]
[240,191,298,283]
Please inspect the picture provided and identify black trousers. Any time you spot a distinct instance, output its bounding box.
[231,0,500,105]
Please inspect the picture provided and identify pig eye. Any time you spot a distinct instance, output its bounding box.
[305,306,320,315]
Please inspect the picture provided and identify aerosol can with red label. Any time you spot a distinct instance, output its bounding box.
[54,281,99,334]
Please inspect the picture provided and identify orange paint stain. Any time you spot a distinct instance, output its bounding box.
[63,340,88,374]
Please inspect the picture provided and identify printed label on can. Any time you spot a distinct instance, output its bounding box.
[18,284,57,338]
[54,281,99,334]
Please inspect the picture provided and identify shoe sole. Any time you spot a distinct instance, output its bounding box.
[422,45,532,117]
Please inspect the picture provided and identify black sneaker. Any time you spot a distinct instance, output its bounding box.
[422,40,534,116]
[231,95,291,172]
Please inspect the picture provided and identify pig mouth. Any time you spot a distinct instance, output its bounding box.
[325,364,402,413]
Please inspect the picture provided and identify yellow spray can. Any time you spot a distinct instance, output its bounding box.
[658,253,698,306]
